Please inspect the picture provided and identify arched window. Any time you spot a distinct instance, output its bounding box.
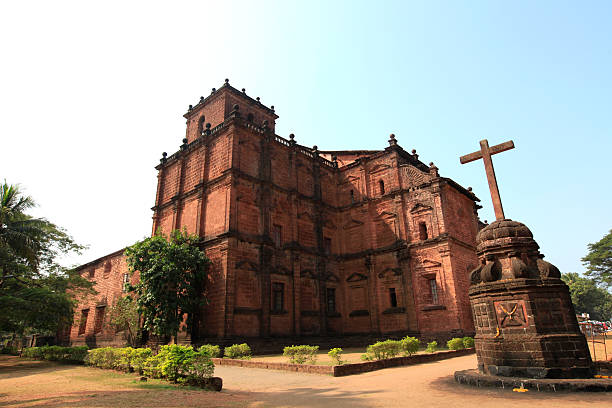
[197,115,206,135]
[379,180,385,195]
[419,222,428,240]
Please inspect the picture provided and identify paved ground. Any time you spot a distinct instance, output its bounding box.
[2,354,611,407]
[217,354,612,408]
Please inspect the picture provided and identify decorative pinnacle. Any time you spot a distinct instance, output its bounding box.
[225,78,229,85]
[271,105,275,112]
[429,162,439,177]
[188,105,193,110]
[313,145,318,153]
[183,138,188,144]
[388,133,397,146]
[211,88,216,94]
[160,152,167,164]
[200,96,204,102]
[204,123,211,135]
[468,186,473,192]
[411,149,419,160]
[232,104,239,111]
[242,88,246,93]
[256,97,260,102]
[181,138,188,149]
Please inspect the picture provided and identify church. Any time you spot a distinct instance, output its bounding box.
[67,80,482,348]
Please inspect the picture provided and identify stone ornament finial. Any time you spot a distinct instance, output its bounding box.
[204,123,211,136]
[388,133,397,146]
[411,149,419,160]
[211,88,216,94]
[289,133,296,145]
[160,152,167,164]
[429,162,439,177]
[469,219,561,286]
[225,78,229,85]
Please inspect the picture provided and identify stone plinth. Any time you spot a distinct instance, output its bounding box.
[468,219,593,379]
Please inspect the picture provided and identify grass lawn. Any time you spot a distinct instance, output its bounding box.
[0,355,249,407]
[250,346,448,365]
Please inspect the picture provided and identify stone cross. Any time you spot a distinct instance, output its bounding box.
[460,139,514,221]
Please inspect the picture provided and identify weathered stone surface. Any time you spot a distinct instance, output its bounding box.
[468,219,594,379]
[455,369,612,392]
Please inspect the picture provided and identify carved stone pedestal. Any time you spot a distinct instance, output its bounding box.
[469,219,593,379]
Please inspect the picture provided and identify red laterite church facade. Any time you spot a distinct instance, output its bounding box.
[68,81,482,348]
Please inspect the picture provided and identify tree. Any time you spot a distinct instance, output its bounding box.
[125,230,210,343]
[0,181,94,337]
[583,230,612,287]
[108,296,140,346]
[561,272,612,321]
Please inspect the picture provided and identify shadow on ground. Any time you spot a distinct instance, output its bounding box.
[0,360,73,381]
[0,386,377,408]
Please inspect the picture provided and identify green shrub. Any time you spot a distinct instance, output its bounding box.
[86,347,122,369]
[447,338,465,350]
[158,344,196,383]
[22,346,88,363]
[198,344,221,358]
[224,343,251,359]
[400,336,420,356]
[365,340,403,360]
[462,336,475,348]
[131,348,153,374]
[143,351,166,378]
[189,348,215,382]
[0,346,18,355]
[328,348,344,365]
[425,341,437,353]
[283,345,319,364]
[142,345,214,384]
[360,353,373,361]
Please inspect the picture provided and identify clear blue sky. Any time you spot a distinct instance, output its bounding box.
[1,1,610,274]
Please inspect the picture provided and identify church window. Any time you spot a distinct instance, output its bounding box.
[197,115,206,135]
[272,283,284,313]
[389,288,398,308]
[326,288,336,313]
[272,225,282,248]
[419,222,428,240]
[94,306,106,334]
[324,237,332,255]
[429,279,439,304]
[379,180,385,195]
[122,273,130,293]
[350,189,355,204]
[103,261,111,277]
[78,309,89,335]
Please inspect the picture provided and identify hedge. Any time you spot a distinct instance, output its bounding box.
[86,345,214,384]
[447,338,465,350]
[283,345,319,364]
[224,343,251,359]
[21,346,88,363]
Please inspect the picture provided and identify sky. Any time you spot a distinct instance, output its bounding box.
[1,1,610,274]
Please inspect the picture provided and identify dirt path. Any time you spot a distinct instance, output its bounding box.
[217,354,612,408]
